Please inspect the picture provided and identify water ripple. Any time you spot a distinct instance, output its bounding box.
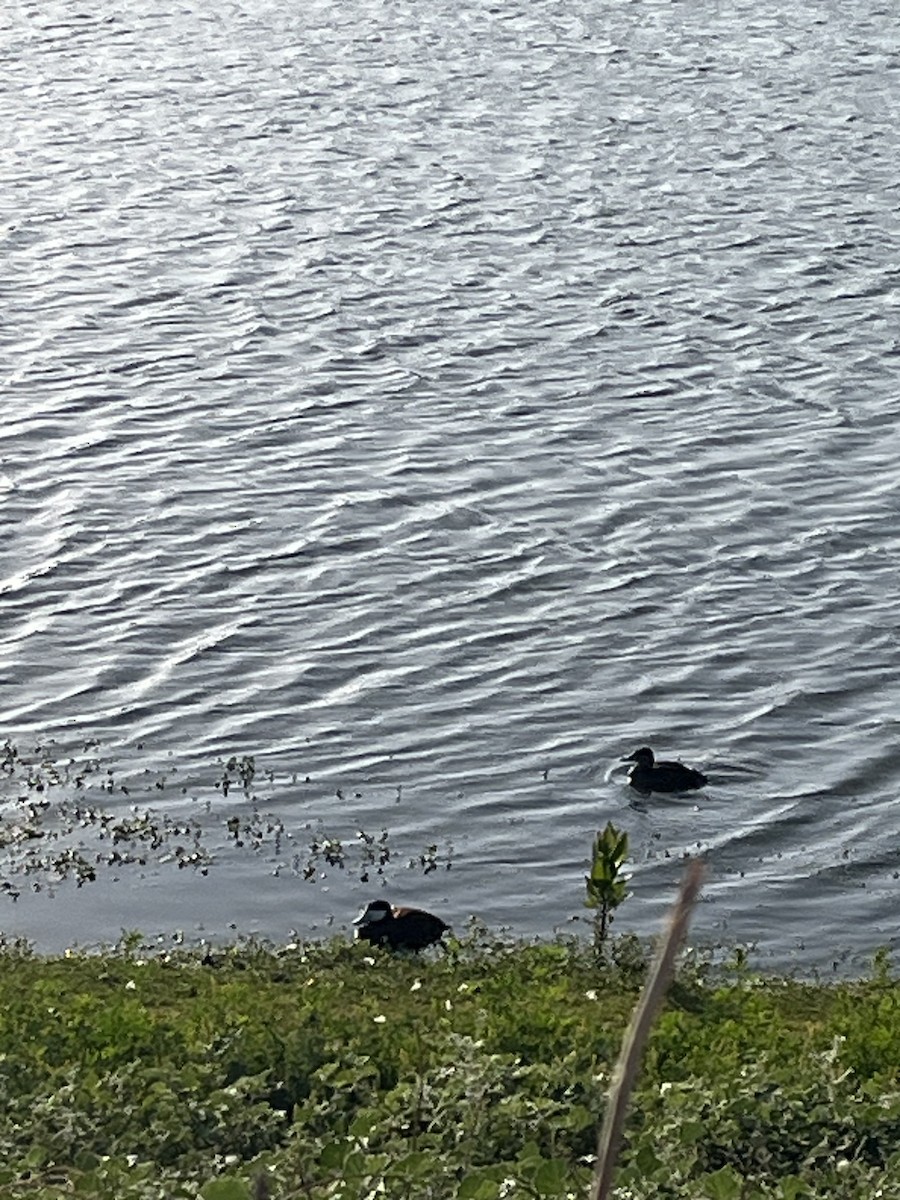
[2,0,900,966]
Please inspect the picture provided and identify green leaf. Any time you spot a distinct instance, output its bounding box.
[320,1140,353,1171]
[700,1165,744,1200]
[533,1158,569,1196]
[391,1151,433,1179]
[24,1146,47,1169]
[73,1172,102,1195]
[778,1177,813,1200]
[458,1174,507,1199]
[518,1140,543,1164]
[633,1142,662,1174]
[74,1150,102,1171]
[199,1179,251,1200]
[349,1112,379,1138]
[678,1119,706,1145]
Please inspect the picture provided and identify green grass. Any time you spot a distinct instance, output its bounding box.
[0,931,898,1199]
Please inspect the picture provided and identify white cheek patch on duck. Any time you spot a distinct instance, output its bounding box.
[359,906,387,923]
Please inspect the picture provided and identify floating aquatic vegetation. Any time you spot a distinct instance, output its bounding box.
[218,754,257,796]
[411,839,454,875]
[0,739,455,898]
[357,827,391,883]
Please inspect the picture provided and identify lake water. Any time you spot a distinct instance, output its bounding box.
[3,0,900,970]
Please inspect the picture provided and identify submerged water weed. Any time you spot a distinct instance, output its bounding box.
[0,937,897,1198]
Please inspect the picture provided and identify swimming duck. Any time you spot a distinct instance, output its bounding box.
[353,899,450,951]
[623,747,708,796]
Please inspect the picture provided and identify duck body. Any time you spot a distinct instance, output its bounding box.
[623,747,707,796]
[353,899,449,951]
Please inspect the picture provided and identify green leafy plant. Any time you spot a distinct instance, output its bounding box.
[585,822,630,957]
[0,925,898,1197]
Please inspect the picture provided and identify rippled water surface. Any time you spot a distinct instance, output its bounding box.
[3,0,900,968]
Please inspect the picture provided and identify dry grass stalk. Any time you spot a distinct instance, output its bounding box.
[591,858,706,1200]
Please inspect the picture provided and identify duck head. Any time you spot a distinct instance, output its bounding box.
[354,899,392,930]
[622,747,655,767]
